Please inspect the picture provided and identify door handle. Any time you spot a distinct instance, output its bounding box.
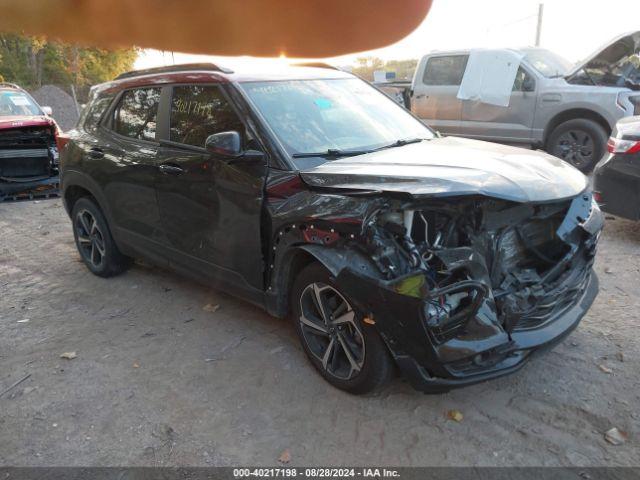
[158,163,185,175]
[415,94,428,99]
[88,147,104,159]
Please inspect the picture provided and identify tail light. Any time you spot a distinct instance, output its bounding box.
[607,137,640,154]
[56,132,71,152]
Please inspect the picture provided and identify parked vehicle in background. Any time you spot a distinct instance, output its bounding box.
[0,83,60,200]
[408,31,640,172]
[60,63,602,394]
[594,116,640,220]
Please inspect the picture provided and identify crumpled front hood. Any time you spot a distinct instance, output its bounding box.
[299,137,588,203]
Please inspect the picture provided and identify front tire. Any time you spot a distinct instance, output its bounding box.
[546,118,608,172]
[71,197,131,277]
[291,263,394,394]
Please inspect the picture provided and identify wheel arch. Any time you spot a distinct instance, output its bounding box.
[543,108,612,148]
[64,185,96,215]
[265,243,379,319]
[62,170,113,223]
[266,246,319,318]
[61,169,130,254]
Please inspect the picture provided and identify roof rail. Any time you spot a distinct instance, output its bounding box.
[0,82,21,90]
[115,63,234,80]
[292,62,340,71]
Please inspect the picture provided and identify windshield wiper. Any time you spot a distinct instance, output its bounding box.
[372,137,426,151]
[291,138,426,159]
[292,148,372,159]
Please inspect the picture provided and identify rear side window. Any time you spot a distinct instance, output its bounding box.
[113,88,161,141]
[170,85,243,148]
[83,95,114,132]
[422,55,469,86]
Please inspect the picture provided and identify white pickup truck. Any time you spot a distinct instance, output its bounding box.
[393,32,640,171]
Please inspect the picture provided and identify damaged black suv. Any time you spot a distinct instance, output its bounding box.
[60,63,603,394]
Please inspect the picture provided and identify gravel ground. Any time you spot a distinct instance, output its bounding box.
[29,85,79,132]
[0,198,638,467]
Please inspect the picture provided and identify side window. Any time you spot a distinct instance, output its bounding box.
[513,67,535,91]
[113,88,161,141]
[83,95,115,133]
[422,55,469,86]
[170,85,244,148]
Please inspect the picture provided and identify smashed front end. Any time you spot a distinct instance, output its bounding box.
[267,177,603,392]
[0,125,60,200]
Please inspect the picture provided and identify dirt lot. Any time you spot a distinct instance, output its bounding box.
[1,198,638,467]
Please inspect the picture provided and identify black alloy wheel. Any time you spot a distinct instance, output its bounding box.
[547,118,608,172]
[298,281,365,380]
[71,197,131,277]
[553,129,595,168]
[75,208,106,270]
[291,263,394,394]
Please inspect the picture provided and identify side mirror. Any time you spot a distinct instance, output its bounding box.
[42,106,53,116]
[522,77,535,92]
[205,131,242,158]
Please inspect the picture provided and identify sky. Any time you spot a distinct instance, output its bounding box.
[135,0,640,70]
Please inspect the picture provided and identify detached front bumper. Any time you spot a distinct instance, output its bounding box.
[338,268,598,393]
[395,273,598,393]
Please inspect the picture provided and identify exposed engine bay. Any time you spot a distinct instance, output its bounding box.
[0,126,59,198]
[362,193,600,338]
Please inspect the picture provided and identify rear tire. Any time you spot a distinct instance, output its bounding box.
[546,118,608,172]
[71,197,131,277]
[291,263,394,394]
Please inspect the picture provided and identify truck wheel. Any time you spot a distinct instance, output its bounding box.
[546,119,608,172]
[291,262,394,394]
[71,197,131,277]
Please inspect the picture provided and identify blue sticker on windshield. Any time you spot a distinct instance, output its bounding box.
[314,98,332,110]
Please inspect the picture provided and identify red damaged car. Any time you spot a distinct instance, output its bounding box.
[0,83,61,200]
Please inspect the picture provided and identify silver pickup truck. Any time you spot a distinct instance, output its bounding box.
[407,31,639,171]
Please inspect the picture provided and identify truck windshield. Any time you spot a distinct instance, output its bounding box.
[240,78,434,166]
[0,91,43,116]
[522,49,573,78]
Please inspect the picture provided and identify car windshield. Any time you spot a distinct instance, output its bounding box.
[0,90,42,116]
[522,49,574,78]
[240,78,434,166]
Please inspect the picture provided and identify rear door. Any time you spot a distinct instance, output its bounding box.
[459,65,538,143]
[411,54,468,135]
[155,84,267,299]
[98,87,165,257]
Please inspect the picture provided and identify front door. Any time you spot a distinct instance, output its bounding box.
[155,84,267,299]
[411,54,468,135]
[459,66,538,143]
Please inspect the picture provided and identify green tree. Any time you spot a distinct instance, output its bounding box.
[0,33,136,92]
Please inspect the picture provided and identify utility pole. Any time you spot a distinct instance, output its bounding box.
[535,3,544,46]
